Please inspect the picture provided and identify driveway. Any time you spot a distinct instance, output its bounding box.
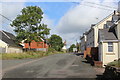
[2,53,102,79]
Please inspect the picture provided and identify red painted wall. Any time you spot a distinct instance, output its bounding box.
[24,40,48,49]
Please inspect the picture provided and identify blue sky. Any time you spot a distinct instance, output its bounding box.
[25,2,77,25]
[1,0,119,47]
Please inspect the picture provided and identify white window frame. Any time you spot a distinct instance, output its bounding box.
[108,42,113,52]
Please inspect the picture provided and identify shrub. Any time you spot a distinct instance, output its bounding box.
[48,48,56,53]
[107,59,120,67]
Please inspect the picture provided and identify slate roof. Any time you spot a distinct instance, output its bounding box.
[0,30,19,47]
[99,28,118,41]
[3,31,15,39]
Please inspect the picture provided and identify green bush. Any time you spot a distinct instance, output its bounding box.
[48,48,56,53]
[107,59,120,67]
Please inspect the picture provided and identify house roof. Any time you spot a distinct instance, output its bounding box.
[99,28,118,41]
[3,31,15,39]
[0,30,19,47]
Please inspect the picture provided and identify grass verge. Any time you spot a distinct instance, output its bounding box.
[0,48,65,60]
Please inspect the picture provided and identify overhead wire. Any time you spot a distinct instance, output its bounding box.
[0,14,12,22]
[72,2,117,11]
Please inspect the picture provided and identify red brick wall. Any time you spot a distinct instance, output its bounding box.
[24,40,48,49]
[84,50,87,58]
[83,47,98,61]
[94,61,103,67]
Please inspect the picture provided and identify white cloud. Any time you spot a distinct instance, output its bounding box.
[1,2,56,36]
[1,2,25,34]
[56,0,118,47]
[42,14,57,36]
[1,0,119,48]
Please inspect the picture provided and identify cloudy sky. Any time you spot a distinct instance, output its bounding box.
[0,0,119,48]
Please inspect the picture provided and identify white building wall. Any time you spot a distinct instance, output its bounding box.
[116,22,120,58]
[7,47,23,53]
[94,14,113,47]
[0,40,23,53]
[0,40,7,48]
[0,40,8,53]
[102,42,118,66]
[86,14,113,48]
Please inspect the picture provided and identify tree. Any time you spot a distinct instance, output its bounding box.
[76,42,80,52]
[10,6,50,49]
[69,44,76,52]
[48,34,64,51]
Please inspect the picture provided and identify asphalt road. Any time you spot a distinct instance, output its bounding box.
[2,53,99,79]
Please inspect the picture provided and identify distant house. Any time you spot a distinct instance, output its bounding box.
[80,33,87,53]
[62,40,67,52]
[0,30,23,53]
[23,39,48,52]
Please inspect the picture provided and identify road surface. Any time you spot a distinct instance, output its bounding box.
[2,53,102,79]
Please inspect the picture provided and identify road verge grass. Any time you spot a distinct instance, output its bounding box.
[0,48,65,60]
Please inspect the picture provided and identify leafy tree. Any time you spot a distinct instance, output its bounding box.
[76,42,80,52]
[69,44,76,52]
[48,34,64,51]
[10,6,50,49]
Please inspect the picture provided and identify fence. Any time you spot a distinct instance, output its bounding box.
[0,48,6,53]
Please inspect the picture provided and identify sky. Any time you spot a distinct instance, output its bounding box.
[0,0,119,48]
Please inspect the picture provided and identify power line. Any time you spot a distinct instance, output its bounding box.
[2,21,10,26]
[81,3,114,11]
[0,14,12,22]
[72,2,117,11]
[85,2,117,9]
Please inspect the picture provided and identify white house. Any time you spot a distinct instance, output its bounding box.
[80,12,114,59]
[86,13,113,48]
[0,30,23,53]
[98,28,119,66]
[62,40,67,52]
[98,10,120,66]
[80,10,120,66]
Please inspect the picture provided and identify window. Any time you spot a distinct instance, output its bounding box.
[108,42,113,52]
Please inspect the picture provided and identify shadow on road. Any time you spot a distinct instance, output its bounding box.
[95,75,104,80]
[82,61,90,63]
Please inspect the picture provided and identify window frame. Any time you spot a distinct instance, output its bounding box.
[108,42,113,52]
